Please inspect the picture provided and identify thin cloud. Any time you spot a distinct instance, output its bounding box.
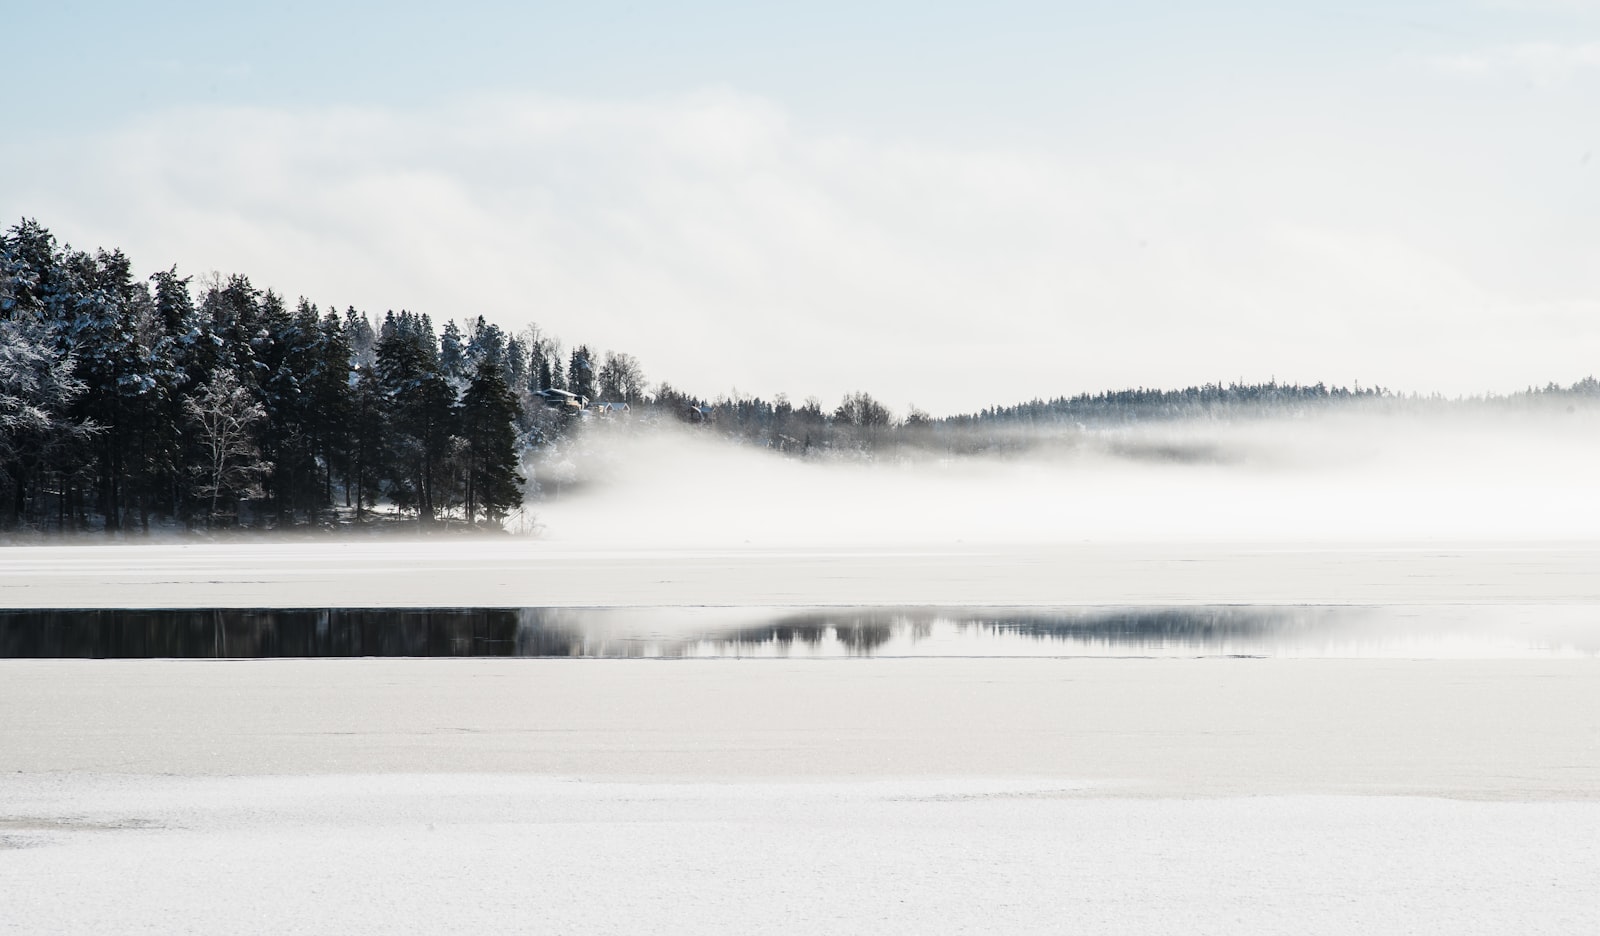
[3,90,1596,413]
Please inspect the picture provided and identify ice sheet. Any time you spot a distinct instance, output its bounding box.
[5,540,1600,608]
[5,658,1598,797]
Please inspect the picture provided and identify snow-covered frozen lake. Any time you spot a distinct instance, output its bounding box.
[4,539,1600,608]
[3,540,1598,933]
[3,772,1596,936]
[3,655,1599,934]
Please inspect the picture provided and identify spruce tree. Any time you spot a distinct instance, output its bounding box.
[438,319,465,383]
[568,345,596,403]
[376,312,457,523]
[307,309,354,511]
[459,358,523,527]
[253,294,323,525]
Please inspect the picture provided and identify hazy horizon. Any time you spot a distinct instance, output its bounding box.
[6,1,1600,413]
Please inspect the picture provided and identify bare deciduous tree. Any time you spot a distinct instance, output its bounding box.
[184,370,267,526]
[597,351,648,405]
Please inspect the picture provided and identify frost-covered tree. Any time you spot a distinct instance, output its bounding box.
[54,248,172,531]
[0,315,91,527]
[834,391,893,428]
[1,219,66,321]
[344,307,376,370]
[464,316,506,371]
[200,274,264,384]
[184,369,268,526]
[0,234,36,318]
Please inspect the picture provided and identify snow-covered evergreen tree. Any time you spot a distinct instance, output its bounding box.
[438,319,465,384]
[0,314,91,526]
[464,315,506,371]
[344,307,376,371]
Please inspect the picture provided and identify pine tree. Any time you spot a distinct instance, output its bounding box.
[159,269,228,527]
[59,248,153,531]
[253,294,323,525]
[376,312,457,523]
[464,316,506,371]
[4,222,97,528]
[201,274,264,385]
[345,365,387,520]
[459,359,524,527]
[568,345,596,403]
[307,310,354,509]
[344,307,376,370]
[438,320,465,383]
[504,336,529,393]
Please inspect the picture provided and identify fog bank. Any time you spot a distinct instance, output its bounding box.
[530,406,1600,546]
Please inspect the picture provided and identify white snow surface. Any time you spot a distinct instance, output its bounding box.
[3,773,1597,936]
[5,658,1599,795]
[4,658,1599,933]
[6,539,1600,608]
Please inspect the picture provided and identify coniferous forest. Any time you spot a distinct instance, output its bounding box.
[4,217,1599,535]
[1,219,559,533]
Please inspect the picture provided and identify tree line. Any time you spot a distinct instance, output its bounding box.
[6,217,1599,534]
[0,219,643,532]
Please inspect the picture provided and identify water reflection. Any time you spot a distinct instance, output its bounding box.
[2,605,1597,659]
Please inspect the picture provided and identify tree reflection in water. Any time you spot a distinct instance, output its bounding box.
[2,605,1595,659]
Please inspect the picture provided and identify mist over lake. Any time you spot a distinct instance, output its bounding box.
[530,401,1600,546]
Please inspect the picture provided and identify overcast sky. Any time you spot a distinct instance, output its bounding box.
[5,1,1599,414]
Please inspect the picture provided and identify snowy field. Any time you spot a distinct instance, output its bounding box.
[3,774,1597,936]
[3,657,1599,934]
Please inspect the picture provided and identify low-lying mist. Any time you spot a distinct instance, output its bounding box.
[528,402,1600,546]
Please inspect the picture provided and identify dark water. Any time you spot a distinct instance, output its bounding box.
[2,605,1597,659]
